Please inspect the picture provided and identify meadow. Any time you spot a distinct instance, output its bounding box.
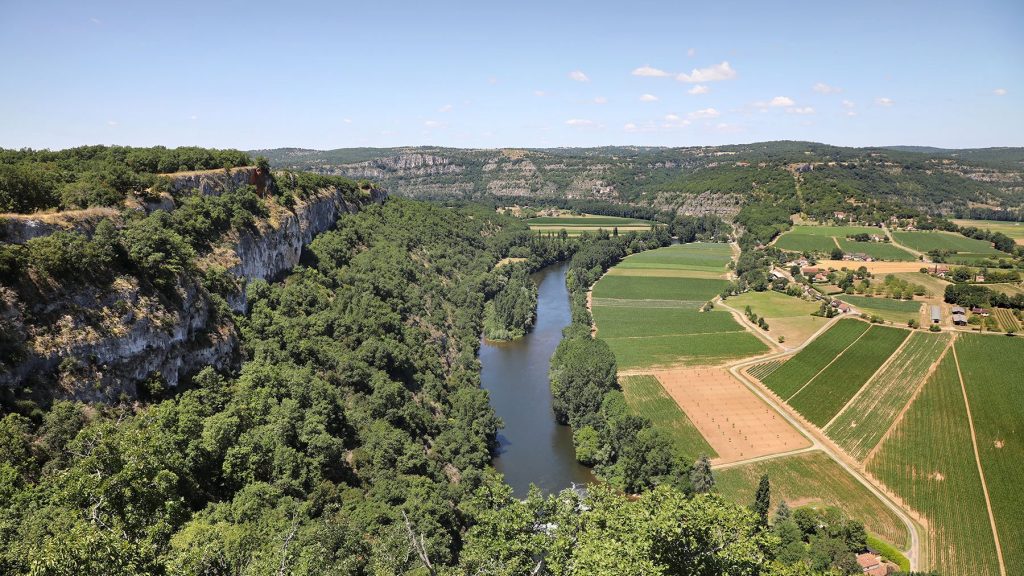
[727,290,827,345]
[952,219,1024,244]
[527,214,655,227]
[839,295,923,323]
[774,225,912,261]
[788,325,910,427]
[761,319,870,399]
[836,238,916,261]
[615,242,733,272]
[592,275,729,304]
[605,331,769,370]
[825,332,951,460]
[620,375,717,463]
[716,451,910,550]
[867,351,1002,576]
[891,230,1001,254]
[956,334,1024,574]
[889,272,951,297]
[592,306,744,338]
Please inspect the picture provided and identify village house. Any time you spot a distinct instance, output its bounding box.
[972,307,990,317]
[834,211,847,220]
[770,270,787,280]
[831,300,852,314]
[931,305,941,324]
[801,266,820,276]
[951,306,966,315]
[813,272,829,283]
[952,313,968,326]
[856,552,893,576]
[975,274,986,283]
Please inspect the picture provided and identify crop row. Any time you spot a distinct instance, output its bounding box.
[620,375,717,462]
[761,319,870,399]
[788,325,910,427]
[747,360,783,380]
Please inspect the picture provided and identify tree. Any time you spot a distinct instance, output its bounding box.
[689,455,715,494]
[753,474,771,527]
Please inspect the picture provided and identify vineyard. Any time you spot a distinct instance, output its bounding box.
[620,375,717,463]
[891,230,1001,254]
[992,308,1020,332]
[747,359,783,380]
[956,335,1024,574]
[867,351,1002,576]
[761,319,870,399]
[716,451,910,549]
[592,275,729,304]
[788,325,910,427]
[837,238,916,261]
[825,332,951,460]
[592,307,744,338]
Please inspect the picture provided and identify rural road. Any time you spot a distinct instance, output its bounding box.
[726,335,921,571]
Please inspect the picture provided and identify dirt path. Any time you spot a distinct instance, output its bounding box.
[883,225,928,261]
[951,342,1007,576]
[784,323,873,402]
[716,298,782,352]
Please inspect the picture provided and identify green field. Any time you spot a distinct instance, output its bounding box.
[837,238,916,261]
[728,290,820,318]
[891,230,1001,255]
[956,335,1024,574]
[774,233,838,253]
[716,451,910,549]
[604,331,769,370]
[527,214,655,227]
[592,306,744,338]
[991,308,1020,332]
[761,319,870,399]
[620,375,717,462]
[788,325,910,427]
[826,332,951,460]
[839,294,923,323]
[615,242,733,272]
[868,351,1002,576]
[747,360,783,380]
[592,275,729,304]
[889,272,951,298]
[952,219,1024,244]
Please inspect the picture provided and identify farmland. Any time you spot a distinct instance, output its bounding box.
[605,331,769,370]
[774,225,914,260]
[867,351,1002,576]
[592,306,743,338]
[826,332,951,460]
[615,242,733,272]
[952,219,1024,244]
[592,275,729,304]
[991,308,1020,332]
[760,319,870,399]
[889,272,951,297]
[891,230,1001,254]
[620,375,717,463]
[716,451,910,549]
[747,359,783,380]
[726,290,828,346]
[839,295,923,323]
[788,325,910,427]
[837,238,916,261]
[956,335,1024,574]
[527,214,655,227]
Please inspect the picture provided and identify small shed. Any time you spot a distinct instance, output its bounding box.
[952,313,968,326]
[951,306,966,315]
[931,305,941,324]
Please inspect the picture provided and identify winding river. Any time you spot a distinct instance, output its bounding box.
[481,262,595,496]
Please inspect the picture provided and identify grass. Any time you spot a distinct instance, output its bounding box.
[620,375,717,462]
[826,332,951,460]
[592,276,729,304]
[716,451,909,549]
[956,334,1024,575]
[868,534,911,572]
[788,325,910,427]
[592,306,744,338]
[774,233,837,253]
[891,230,1001,255]
[867,350,1002,576]
[727,291,820,318]
[988,283,1024,297]
[839,294,923,324]
[836,238,916,261]
[952,219,1024,244]
[761,319,870,399]
[616,243,733,271]
[527,214,655,226]
[604,331,769,370]
[888,272,951,298]
[605,267,726,279]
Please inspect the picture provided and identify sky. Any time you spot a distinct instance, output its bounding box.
[1,0,1022,151]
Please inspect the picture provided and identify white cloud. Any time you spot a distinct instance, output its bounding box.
[424,120,444,128]
[568,70,590,82]
[715,123,742,133]
[639,93,659,102]
[994,88,1008,96]
[813,82,842,94]
[677,61,736,83]
[687,48,696,57]
[664,113,682,122]
[487,76,498,85]
[189,115,199,121]
[565,118,596,127]
[438,104,453,113]
[841,100,855,109]
[688,85,710,95]
[770,96,795,107]
[624,122,638,132]
[342,117,353,124]
[534,90,547,97]
[632,65,671,77]
[788,107,815,115]
[593,96,608,104]
[876,97,895,106]
[106,120,117,126]
[90,17,101,24]
[689,107,721,119]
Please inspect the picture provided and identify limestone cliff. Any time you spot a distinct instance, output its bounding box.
[0,172,385,402]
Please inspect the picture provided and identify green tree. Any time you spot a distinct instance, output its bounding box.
[753,474,771,527]
[689,455,715,494]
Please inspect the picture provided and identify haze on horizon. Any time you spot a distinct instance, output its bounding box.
[1,0,1021,151]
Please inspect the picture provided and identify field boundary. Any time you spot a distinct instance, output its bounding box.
[822,331,914,431]
[784,323,873,402]
[951,342,1007,576]
[862,336,954,465]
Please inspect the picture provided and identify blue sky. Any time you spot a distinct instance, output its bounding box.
[1,0,1021,150]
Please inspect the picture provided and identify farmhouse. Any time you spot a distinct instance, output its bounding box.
[951,306,966,315]
[770,270,787,280]
[971,307,990,316]
[801,266,820,276]
[855,552,891,576]
[952,313,968,326]
[931,305,941,324]
[831,300,853,314]
[813,273,829,283]
[975,274,986,283]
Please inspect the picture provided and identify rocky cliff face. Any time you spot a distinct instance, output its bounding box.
[0,176,385,402]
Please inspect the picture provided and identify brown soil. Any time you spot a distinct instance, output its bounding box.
[652,366,810,465]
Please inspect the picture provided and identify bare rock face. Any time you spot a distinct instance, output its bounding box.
[167,167,260,196]
[0,182,385,401]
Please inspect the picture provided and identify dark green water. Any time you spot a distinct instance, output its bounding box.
[481,262,596,496]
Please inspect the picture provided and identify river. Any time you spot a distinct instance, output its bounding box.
[480,262,596,496]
